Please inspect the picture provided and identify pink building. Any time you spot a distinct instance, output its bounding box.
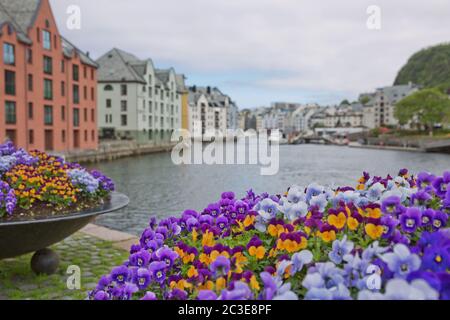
[0,0,98,151]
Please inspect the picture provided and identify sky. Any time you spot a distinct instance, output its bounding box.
[50,0,450,109]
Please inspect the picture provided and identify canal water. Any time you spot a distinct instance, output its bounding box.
[88,145,450,235]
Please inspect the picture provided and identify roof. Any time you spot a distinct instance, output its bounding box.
[96,48,147,83]
[375,83,419,102]
[175,74,187,93]
[0,0,40,43]
[61,37,97,68]
[0,0,96,67]
[188,86,238,109]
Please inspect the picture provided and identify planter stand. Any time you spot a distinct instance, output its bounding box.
[0,192,129,274]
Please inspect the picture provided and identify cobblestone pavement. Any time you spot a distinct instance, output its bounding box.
[0,233,130,300]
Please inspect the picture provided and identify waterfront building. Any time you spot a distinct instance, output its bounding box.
[0,0,98,151]
[327,103,364,128]
[289,104,320,133]
[367,83,419,128]
[187,86,238,136]
[96,48,184,145]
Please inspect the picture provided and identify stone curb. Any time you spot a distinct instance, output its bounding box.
[80,224,138,252]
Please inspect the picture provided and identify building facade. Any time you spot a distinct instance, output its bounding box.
[368,83,419,128]
[0,0,98,151]
[188,86,238,136]
[96,48,184,145]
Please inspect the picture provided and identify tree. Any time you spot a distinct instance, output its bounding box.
[340,99,350,106]
[395,88,450,135]
[359,96,371,105]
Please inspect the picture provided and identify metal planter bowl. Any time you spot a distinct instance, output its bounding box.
[0,192,129,274]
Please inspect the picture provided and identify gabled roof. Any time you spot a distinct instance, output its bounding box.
[0,0,41,43]
[0,0,97,67]
[96,48,147,83]
[175,74,187,93]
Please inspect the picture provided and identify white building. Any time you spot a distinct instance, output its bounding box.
[96,48,184,144]
[188,86,237,136]
[367,83,419,128]
[289,104,320,133]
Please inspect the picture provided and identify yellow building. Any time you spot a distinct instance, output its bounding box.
[176,75,190,131]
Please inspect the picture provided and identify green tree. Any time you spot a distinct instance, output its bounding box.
[395,88,450,136]
[359,96,370,105]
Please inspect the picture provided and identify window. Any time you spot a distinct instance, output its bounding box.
[73,85,79,104]
[104,85,113,91]
[43,56,52,74]
[91,130,95,141]
[44,105,53,125]
[121,115,127,126]
[91,87,95,100]
[28,103,33,119]
[61,105,66,121]
[61,81,65,96]
[26,48,32,64]
[121,100,127,112]
[121,84,127,96]
[3,43,15,65]
[5,71,15,95]
[83,66,87,79]
[43,30,51,50]
[84,130,88,142]
[73,108,80,127]
[44,79,53,100]
[149,116,153,128]
[62,130,66,143]
[91,109,95,122]
[84,108,87,122]
[5,101,16,124]
[72,65,79,81]
[83,86,87,100]
[29,130,34,144]
[106,99,112,108]
[61,60,65,73]
[28,74,33,91]
[149,101,152,112]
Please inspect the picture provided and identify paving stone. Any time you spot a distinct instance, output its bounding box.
[0,227,130,300]
[83,282,97,290]
[18,284,38,291]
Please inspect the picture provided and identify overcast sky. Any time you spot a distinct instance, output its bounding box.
[50,0,450,108]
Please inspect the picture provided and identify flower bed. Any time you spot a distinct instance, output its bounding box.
[0,142,114,219]
[90,169,450,300]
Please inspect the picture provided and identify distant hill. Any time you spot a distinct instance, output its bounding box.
[394,43,450,88]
